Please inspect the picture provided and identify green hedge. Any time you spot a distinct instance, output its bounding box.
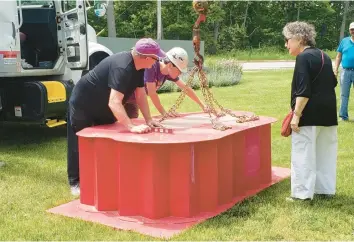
[157,58,243,94]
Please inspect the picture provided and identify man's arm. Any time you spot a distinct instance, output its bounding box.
[146,82,166,115]
[135,87,153,123]
[175,80,205,109]
[334,52,342,76]
[108,89,134,130]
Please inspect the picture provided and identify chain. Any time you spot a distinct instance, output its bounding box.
[159,0,259,129]
[159,67,198,123]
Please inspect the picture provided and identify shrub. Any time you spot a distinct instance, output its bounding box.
[156,58,243,93]
[206,58,243,87]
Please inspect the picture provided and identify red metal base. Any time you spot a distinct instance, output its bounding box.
[74,111,279,220]
[47,167,290,239]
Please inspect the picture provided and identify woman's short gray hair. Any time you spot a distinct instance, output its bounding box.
[282,21,317,46]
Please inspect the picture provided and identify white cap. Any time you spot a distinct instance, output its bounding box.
[349,22,354,30]
[166,47,189,73]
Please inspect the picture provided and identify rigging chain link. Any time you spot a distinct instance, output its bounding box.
[159,0,259,130]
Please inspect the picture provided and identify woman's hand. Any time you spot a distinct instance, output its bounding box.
[291,114,301,133]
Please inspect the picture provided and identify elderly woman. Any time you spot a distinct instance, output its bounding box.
[282,21,338,201]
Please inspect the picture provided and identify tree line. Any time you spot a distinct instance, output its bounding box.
[88,1,354,54]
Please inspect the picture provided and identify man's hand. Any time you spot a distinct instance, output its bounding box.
[146,119,164,128]
[129,124,151,134]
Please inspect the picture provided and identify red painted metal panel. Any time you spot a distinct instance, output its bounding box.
[259,124,272,185]
[117,143,142,216]
[48,167,291,239]
[217,136,234,205]
[77,112,277,219]
[79,138,95,205]
[94,139,118,211]
[244,127,261,191]
[232,132,246,197]
[169,143,195,217]
[140,144,170,219]
[195,141,218,212]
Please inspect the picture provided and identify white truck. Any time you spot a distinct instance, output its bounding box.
[0,0,113,127]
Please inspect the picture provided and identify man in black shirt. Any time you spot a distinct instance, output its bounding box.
[67,38,164,196]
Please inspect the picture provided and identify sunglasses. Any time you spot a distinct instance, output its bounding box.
[135,50,160,61]
[144,55,159,61]
[284,37,290,43]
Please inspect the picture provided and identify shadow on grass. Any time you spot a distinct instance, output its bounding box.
[194,179,353,231]
[310,193,354,215]
[197,181,290,229]
[0,124,67,147]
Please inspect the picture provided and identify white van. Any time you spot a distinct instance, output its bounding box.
[0,0,113,127]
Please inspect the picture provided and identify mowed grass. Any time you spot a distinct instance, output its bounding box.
[0,69,353,240]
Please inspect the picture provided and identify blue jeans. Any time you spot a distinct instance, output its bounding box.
[339,69,354,120]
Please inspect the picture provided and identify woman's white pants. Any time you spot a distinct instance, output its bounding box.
[291,126,337,199]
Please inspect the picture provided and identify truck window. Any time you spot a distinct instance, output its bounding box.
[61,0,76,12]
[20,0,53,7]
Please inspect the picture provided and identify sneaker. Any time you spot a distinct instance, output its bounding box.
[70,184,80,196]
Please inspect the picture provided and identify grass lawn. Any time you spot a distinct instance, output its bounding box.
[0,70,353,240]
